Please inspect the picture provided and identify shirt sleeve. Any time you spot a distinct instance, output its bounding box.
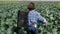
[38,13,46,23]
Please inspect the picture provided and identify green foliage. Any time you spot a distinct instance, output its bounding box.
[0,1,60,34]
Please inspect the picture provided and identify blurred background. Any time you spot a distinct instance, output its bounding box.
[0,1,60,34]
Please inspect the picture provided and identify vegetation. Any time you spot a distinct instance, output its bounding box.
[0,1,60,34]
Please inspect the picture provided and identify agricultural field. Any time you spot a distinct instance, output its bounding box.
[0,1,60,34]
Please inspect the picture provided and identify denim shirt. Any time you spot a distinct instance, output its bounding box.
[28,10,46,26]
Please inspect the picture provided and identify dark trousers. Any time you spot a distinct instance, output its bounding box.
[27,26,38,34]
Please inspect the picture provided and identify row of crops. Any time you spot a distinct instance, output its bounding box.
[0,1,60,34]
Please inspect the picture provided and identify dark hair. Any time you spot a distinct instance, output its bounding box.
[28,2,35,10]
[30,2,35,7]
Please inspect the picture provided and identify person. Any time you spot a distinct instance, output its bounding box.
[27,2,48,34]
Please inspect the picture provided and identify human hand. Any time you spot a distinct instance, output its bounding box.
[33,23,37,28]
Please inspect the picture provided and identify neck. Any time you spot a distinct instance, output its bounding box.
[29,9,34,11]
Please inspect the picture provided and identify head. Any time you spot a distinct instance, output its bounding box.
[27,2,35,11]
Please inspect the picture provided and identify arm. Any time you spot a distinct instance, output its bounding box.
[38,13,48,27]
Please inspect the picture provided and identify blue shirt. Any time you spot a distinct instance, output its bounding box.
[28,10,46,26]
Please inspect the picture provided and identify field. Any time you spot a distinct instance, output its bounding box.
[0,1,60,34]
